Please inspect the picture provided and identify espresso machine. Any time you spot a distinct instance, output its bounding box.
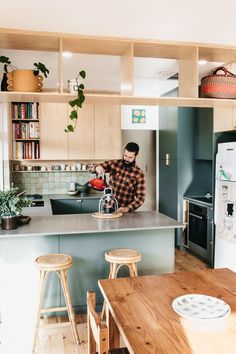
[98,187,118,214]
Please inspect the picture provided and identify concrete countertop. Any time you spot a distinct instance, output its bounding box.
[0,211,183,239]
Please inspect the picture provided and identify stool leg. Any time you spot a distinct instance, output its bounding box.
[60,269,80,345]
[32,269,47,352]
[129,263,138,277]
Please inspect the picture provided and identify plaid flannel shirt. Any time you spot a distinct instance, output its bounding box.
[92,159,146,211]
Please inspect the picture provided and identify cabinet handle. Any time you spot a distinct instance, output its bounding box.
[189,212,203,220]
[76,200,82,203]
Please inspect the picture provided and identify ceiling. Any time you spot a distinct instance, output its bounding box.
[0,0,235,95]
[0,0,236,45]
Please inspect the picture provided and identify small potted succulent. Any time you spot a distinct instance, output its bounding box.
[0,187,33,230]
[0,55,49,92]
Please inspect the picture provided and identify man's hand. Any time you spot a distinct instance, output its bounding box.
[95,165,105,175]
[117,207,129,213]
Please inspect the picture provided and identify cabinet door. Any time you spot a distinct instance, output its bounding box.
[68,104,94,159]
[159,106,178,160]
[159,159,178,219]
[214,107,236,132]
[40,103,68,160]
[94,104,121,160]
[195,108,213,160]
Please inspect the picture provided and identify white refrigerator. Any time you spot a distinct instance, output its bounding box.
[215,142,236,271]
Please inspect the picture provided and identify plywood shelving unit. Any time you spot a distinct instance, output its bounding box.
[1,27,236,108]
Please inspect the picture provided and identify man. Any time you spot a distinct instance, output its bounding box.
[91,142,146,213]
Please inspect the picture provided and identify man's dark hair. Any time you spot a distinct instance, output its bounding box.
[125,142,139,156]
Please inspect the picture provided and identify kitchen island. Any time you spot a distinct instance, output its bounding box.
[0,210,182,350]
[0,210,182,305]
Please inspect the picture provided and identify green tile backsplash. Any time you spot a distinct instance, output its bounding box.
[12,171,97,194]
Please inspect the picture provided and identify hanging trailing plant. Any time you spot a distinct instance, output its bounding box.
[65,70,86,133]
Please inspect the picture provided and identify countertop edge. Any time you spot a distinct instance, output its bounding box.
[0,211,183,238]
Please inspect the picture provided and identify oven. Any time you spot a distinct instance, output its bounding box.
[186,201,214,266]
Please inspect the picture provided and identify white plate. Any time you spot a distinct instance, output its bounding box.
[67,190,78,196]
[172,294,231,320]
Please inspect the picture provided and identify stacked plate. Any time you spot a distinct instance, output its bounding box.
[172,294,231,320]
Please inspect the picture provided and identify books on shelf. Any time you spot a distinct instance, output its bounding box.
[12,122,40,139]
[12,102,39,120]
[12,102,40,160]
[13,141,40,159]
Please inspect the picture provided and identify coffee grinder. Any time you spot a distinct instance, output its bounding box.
[98,187,118,214]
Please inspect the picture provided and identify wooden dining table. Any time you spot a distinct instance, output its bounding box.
[98,268,236,354]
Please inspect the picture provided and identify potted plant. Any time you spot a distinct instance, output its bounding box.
[0,55,49,92]
[65,70,86,133]
[0,187,33,230]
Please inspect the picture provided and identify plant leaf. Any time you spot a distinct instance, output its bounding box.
[65,124,74,132]
[79,84,84,89]
[69,110,77,120]
[70,98,82,107]
[33,62,49,78]
[79,70,86,79]
[0,56,11,64]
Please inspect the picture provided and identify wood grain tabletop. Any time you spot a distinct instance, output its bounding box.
[99,268,236,354]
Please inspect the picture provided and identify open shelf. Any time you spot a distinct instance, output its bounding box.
[2,91,236,108]
[1,27,236,108]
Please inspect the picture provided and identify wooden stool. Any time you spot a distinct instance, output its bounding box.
[32,253,80,352]
[101,248,142,318]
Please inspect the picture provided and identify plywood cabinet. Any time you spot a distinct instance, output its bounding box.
[214,107,236,132]
[40,103,68,160]
[68,104,95,159]
[94,104,121,159]
[40,103,121,160]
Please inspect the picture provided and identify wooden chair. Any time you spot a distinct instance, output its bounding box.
[32,253,80,352]
[87,291,129,354]
[101,248,142,318]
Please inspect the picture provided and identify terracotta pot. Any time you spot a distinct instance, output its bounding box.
[7,70,43,92]
[1,216,18,230]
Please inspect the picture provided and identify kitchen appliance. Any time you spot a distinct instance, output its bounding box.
[26,194,44,207]
[98,188,118,214]
[187,200,213,265]
[191,195,213,204]
[89,176,107,191]
[214,142,236,271]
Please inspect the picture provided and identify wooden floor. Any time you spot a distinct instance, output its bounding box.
[2,248,209,354]
[174,247,210,272]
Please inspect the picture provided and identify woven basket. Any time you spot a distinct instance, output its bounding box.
[201,66,236,99]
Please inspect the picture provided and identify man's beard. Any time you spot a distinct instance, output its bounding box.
[122,159,135,168]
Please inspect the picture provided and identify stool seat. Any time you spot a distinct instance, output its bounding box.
[105,248,142,264]
[35,253,72,270]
